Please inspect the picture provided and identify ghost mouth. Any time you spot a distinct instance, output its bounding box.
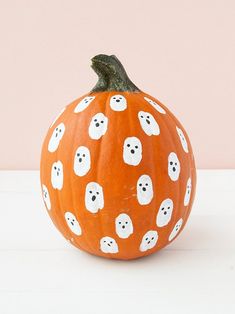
[130,149,135,154]
[78,158,82,163]
[92,195,96,201]
[95,123,100,127]
[122,225,125,229]
[146,119,150,124]
[172,167,176,172]
[116,99,120,102]
[71,221,74,226]
[142,187,146,192]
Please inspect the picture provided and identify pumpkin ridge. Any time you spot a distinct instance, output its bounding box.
[165,111,190,240]
[164,114,183,239]
[70,110,96,254]
[140,92,182,244]
[95,93,110,254]
[135,93,161,237]
[51,110,70,239]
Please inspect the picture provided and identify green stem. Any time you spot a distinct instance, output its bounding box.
[90,54,141,93]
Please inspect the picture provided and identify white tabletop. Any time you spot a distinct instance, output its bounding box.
[0,170,234,314]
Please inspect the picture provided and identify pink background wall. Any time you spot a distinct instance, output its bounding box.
[0,0,234,169]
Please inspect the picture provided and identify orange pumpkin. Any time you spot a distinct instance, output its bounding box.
[40,54,196,260]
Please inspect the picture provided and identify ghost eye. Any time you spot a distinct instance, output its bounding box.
[89,191,92,194]
[54,166,57,170]
[59,129,62,132]
[110,241,113,244]
[72,219,75,222]
[161,207,164,211]
[170,161,173,165]
[113,97,116,99]
[141,115,143,118]
[56,128,58,131]
[101,121,104,123]
[145,183,148,186]
[135,146,138,149]
[119,222,121,224]
[104,240,106,243]
[147,116,150,118]
[82,154,85,157]
[139,183,142,186]
[151,237,154,240]
[96,192,99,195]
[127,144,130,147]
[94,119,97,122]
[167,206,170,209]
[67,218,70,220]
[77,153,80,156]
[175,162,177,165]
[145,237,148,241]
[125,221,128,224]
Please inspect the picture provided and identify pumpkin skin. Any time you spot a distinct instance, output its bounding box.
[40,55,196,260]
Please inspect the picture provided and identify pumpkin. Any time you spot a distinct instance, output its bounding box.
[40,54,196,260]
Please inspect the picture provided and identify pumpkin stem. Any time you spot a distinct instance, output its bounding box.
[90,54,141,93]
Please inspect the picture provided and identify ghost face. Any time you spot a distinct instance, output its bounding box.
[123,137,142,166]
[139,230,158,252]
[100,236,119,254]
[48,123,65,152]
[138,111,160,136]
[110,95,127,111]
[137,174,153,205]
[168,152,181,181]
[156,198,173,227]
[73,146,91,176]
[85,182,104,213]
[184,178,192,206]
[74,96,95,113]
[65,212,82,236]
[144,96,166,114]
[51,161,63,190]
[168,218,183,241]
[88,113,108,140]
[42,184,51,210]
[176,126,188,153]
[115,213,133,239]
